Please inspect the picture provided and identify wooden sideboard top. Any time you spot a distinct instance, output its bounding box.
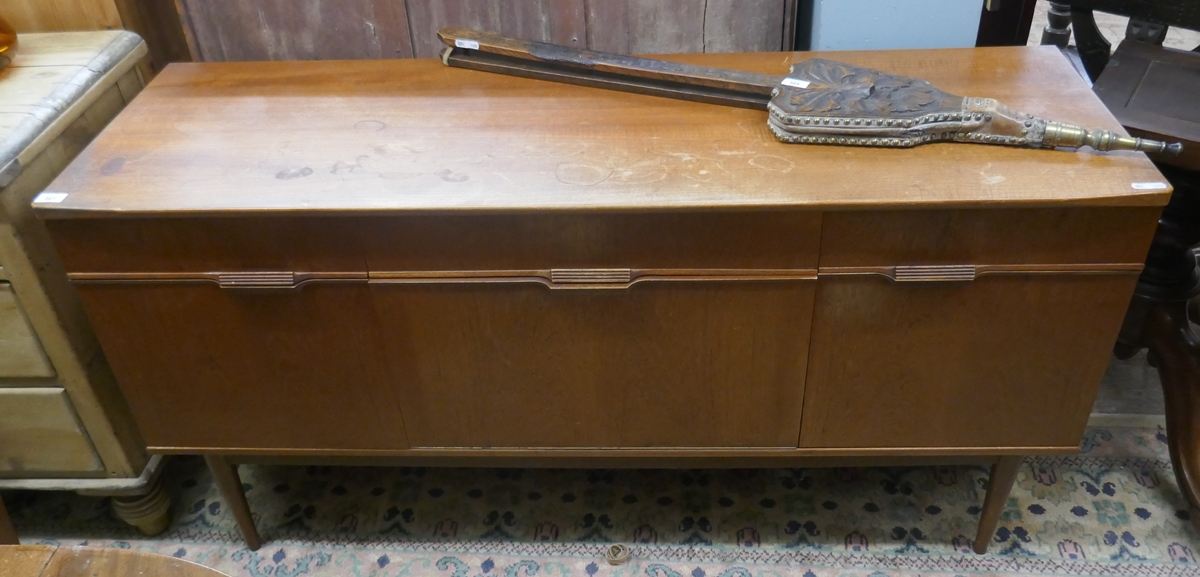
[37,45,1169,218]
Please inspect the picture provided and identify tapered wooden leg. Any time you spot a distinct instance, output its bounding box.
[204,455,261,550]
[1143,300,1200,530]
[0,494,18,544]
[973,456,1022,554]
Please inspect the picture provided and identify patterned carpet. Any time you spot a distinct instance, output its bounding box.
[8,426,1200,576]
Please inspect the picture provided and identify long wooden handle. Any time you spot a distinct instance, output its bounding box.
[437,28,782,110]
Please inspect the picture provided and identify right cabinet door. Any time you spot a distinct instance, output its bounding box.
[799,274,1138,449]
[799,208,1159,450]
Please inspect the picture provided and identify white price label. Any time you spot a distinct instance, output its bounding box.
[1131,181,1169,190]
[34,192,68,204]
[455,39,480,50]
[781,78,810,89]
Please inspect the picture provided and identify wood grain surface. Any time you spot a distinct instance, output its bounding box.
[817,208,1160,267]
[586,0,706,54]
[0,284,55,377]
[36,47,1169,218]
[372,279,814,448]
[359,212,822,272]
[179,0,413,61]
[41,546,228,575]
[2,0,122,33]
[177,0,794,61]
[0,30,150,477]
[0,547,53,574]
[703,0,789,53]
[0,505,17,545]
[45,217,367,273]
[1093,40,1200,171]
[0,388,102,475]
[799,273,1140,449]
[73,282,409,451]
[408,0,586,59]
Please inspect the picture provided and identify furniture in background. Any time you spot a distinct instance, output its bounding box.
[34,45,1166,553]
[975,0,1038,47]
[174,0,801,61]
[7,0,1038,67]
[0,545,230,577]
[4,0,190,78]
[1038,0,1200,530]
[0,30,168,543]
[170,0,1032,62]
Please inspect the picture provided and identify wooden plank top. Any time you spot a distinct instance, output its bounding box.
[0,545,231,577]
[37,46,1170,217]
[0,31,145,187]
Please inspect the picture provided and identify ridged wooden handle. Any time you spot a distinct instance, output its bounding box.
[893,265,977,283]
[218,272,299,290]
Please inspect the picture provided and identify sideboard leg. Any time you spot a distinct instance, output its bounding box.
[0,494,17,544]
[973,455,1022,554]
[204,455,261,551]
[1143,300,1200,530]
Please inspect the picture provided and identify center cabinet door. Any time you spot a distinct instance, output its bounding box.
[363,213,821,449]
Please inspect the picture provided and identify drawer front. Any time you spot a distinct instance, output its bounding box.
[363,212,823,272]
[371,279,815,448]
[0,388,102,475]
[800,274,1138,449]
[819,208,1160,268]
[74,282,408,451]
[0,283,55,378]
[46,217,369,274]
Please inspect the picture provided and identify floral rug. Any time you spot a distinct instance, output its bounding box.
[8,426,1200,576]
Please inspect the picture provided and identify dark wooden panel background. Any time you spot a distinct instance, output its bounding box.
[179,0,415,60]
[177,0,798,61]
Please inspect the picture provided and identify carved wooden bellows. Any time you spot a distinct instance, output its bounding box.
[438,28,1181,155]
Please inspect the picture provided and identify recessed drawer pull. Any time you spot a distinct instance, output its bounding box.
[893,265,977,283]
[549,268,633,289]
[218,272,298,290]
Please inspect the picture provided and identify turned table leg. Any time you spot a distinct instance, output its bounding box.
[204,455,261,551]
[1114,165,1200,531]
[0,494,17,544]
[1040,1,1073,47]
[1143,300,1200,527]
[111,476,172,536]
[973,455,1022,554]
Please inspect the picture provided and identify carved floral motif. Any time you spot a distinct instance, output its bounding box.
[783,58,943,116]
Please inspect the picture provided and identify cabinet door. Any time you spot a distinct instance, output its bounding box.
[372,279,814,448]
[799,274,1138,450]
[75,283,408,451]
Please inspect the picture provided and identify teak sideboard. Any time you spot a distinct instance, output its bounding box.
[34,46,1170,553]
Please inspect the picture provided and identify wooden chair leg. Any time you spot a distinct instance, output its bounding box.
[973,456,1022,554]
[0,494,18,544]
[1143,300,1200,530]
[1040,1,1073,47]
[204,455,262,551]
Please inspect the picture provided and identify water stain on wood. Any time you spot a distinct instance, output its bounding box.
[100,157,126,176]
[355,120,387,131]
[555,162,612,185]
[435,169,469,182]
[276,166,314,179]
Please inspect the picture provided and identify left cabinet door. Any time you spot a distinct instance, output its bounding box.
[73,282,409,452]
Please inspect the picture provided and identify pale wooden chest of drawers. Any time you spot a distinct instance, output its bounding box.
[0,30,167,542]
